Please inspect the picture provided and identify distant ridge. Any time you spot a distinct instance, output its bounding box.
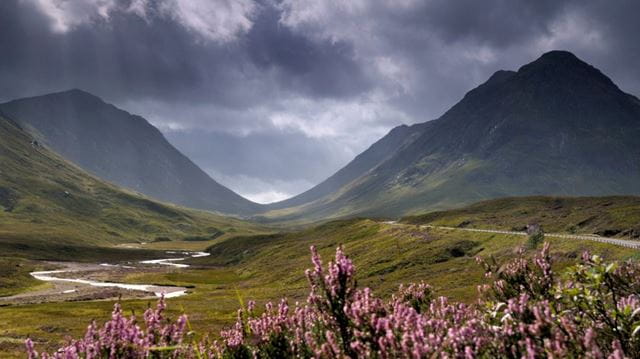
[0,89,263,216]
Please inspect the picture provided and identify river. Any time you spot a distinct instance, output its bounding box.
[28,251,210,299]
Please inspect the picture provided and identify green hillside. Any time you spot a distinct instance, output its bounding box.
[402,196,640,238]
[0,115,265,259]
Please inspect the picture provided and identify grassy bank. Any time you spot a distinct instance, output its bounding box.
[402,196,640,238]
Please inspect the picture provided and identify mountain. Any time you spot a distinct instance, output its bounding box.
[262,51,640,221]
[0,89,262,216]
[0,114,261,255]
[266,122,429,210]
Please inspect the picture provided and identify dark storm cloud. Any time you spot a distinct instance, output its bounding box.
[564,1,640,95]
[1,0,639,201]
[0,0,201,101]
[402,0,569,47]
[246,4,370,99]
[0,0,369,105]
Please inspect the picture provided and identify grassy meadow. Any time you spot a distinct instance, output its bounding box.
[2,218,638,357]
[3,119,640,356]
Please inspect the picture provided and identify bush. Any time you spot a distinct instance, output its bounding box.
[526,227,545,249]
[28,244,640,358]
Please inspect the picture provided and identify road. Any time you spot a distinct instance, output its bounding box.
[384,222,640,249]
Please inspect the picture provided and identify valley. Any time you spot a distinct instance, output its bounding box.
[1,49,640,357]
[3,201,640,356]
[0,251,209,306]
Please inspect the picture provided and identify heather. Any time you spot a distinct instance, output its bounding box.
[27,243,640,358]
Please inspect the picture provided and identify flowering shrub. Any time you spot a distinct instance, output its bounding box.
[27,243,640,358]
[26,297,189,359]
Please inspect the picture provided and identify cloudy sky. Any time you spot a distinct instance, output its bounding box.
[1,0,639,203]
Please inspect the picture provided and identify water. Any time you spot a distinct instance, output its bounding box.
[140,251,210,268]
[30,251,210,298]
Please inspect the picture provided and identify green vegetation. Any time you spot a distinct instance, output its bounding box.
[0,258,46,297]
[192,219,636,299]
[2,112,640,357]
[402,196,640,238]
[527,230,545,249]
[182,228,224,242]
[0,239,171,263]
[0,218,638,357]
[29,246,640,358]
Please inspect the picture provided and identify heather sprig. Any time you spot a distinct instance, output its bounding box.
[27,296,192,359]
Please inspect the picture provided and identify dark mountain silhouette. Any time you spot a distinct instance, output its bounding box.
[0,89,263,216]
[263,51,640,221]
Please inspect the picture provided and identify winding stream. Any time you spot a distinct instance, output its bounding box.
[140,251,210,268]
[29,251,211,299]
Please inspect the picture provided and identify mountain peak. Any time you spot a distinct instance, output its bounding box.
[51,88,105,103]
[7,88,107,107]
[518,50,591,72]
[538,50,580,61]
[482,70,516,88]
[62,88,95,96]
[515,49,618,91]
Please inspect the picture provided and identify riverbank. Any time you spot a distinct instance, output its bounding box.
[0,252,209,306]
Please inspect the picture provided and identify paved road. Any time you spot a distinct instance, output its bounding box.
[385,222,640,249]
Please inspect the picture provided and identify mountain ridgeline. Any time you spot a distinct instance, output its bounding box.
[262,51,640,221]
[0,90,262,216]
[1,51,638,222]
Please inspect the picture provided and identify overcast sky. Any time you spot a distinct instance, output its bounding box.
[1,0,639,203]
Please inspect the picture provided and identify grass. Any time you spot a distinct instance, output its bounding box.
[2,115,640,356]
[402,196,640,238]
[192,219,635,299]
[0,218,637,357]
[0,258,48,297]
[0,115,272,356]
[0,238,175,262]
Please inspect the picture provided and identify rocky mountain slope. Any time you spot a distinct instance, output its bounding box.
[0,114,261,253]
[262,51,640,221]
[0,90,262,216]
